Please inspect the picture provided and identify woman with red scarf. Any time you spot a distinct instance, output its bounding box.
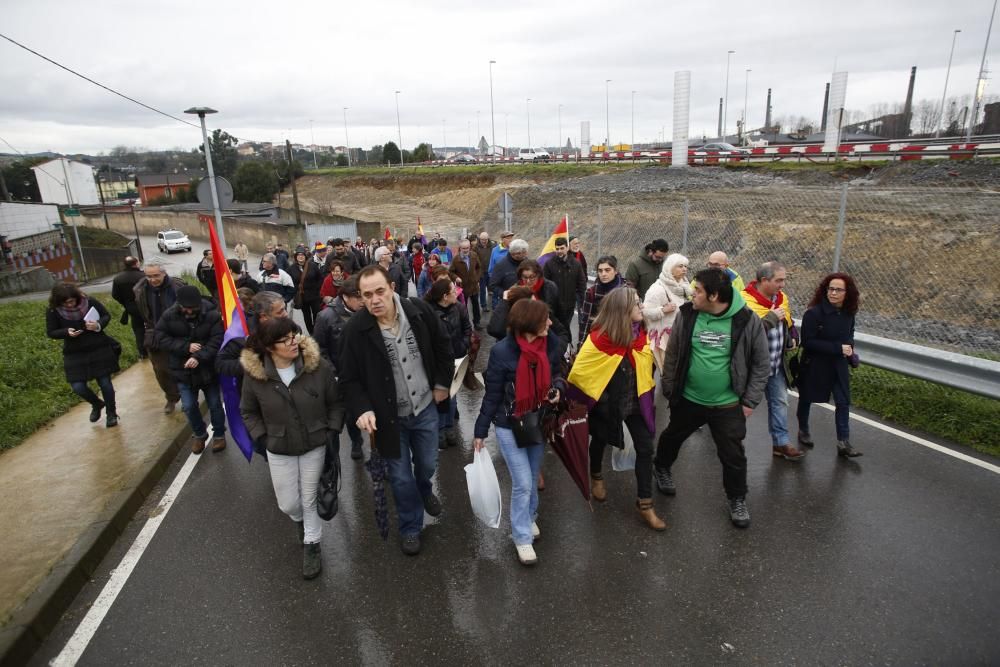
[474,299,564,565]
[515,260,569,349]
[567,287,664,531]
[319,260,349,308]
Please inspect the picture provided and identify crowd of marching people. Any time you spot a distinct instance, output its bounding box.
[48,225,863,577]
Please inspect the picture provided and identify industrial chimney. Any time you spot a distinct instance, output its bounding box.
[903,66,917,137]
[821,82,830,132]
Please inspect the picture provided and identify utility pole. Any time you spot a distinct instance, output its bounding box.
[489,60,497,163]
[967,0,997,141]
[93,170,110,230]
[394,90,404,167]
[723,50,735,140]
[936,30,961,138]
[286,140,302,225]
[631,90,636,147]
[309,119,318,169]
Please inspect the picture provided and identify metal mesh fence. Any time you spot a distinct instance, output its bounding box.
[473,182,999,357]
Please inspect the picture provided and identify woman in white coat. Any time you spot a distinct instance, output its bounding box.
[641,253,692,369]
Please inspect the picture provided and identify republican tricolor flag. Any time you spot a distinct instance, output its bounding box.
[207,220,256,462]
[416,218,427,245]
[537,215,569,266]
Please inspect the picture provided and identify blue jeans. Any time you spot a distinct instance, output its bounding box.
[385,404,439,537]
[70,375,115,410]
[764,372,790,446]
[495,427,544,546]
[177,381,226,439]
[438,396,456,431]
[796,382,851,441]
[479,275,489,308]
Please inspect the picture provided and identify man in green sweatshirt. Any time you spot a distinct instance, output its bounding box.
[653,267,770,528]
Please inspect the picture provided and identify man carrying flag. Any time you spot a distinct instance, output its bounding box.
[540,218,586,344]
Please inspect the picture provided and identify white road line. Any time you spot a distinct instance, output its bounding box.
[51,451,203,667]
[788,390,1000,475]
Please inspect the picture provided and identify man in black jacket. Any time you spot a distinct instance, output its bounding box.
[133,261,185,413]
[542,237,587,344]
[338,266,452,556]
[111,256,146,357]
[155,285,226,454]
[195,249,218,299]
[215,291,287,380]
[489,238,528,294]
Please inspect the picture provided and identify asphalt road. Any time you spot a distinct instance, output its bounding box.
[30,307,1000,666]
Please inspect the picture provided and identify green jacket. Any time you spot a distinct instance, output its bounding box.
[625,254,663,299]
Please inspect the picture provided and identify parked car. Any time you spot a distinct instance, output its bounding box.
[452,154,478,164]
[698,142,750,154]
[516,147,551,162]
[156,229,192,253]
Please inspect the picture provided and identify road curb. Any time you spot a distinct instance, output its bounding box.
[0,421,194,666]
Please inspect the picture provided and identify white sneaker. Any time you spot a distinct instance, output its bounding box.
[531,522,540,540]
[515,543,538,565]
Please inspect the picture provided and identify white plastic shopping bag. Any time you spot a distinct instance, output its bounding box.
[465,448,502,528]
[611,428,637,472]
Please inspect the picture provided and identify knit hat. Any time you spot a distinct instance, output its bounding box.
[176,285,202,308]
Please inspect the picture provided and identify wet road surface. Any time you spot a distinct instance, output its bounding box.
[30,308,1000,666]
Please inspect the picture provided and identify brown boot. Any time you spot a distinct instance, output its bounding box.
[191,435,207,455]
[591,474,607,502]
[211,437,227,453]
[636,498,666,531]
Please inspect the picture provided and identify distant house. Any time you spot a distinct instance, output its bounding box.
[135,171,206,206]
[237,143,257,157]
[30,158,100,206]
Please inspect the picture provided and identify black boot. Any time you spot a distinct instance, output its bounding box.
[89,400,105,423]
[350,440,363,460]
[302,542,322,580]
[106,405,119,428]
[837,440,863,458]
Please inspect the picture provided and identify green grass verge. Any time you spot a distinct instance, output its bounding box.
[0,297,141,452]
[851,365,999,458]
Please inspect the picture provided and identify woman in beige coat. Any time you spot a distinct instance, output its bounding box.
[641,253,691,369]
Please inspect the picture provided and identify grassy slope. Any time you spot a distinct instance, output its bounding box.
[0,298,140,452]
[308,162,646,178]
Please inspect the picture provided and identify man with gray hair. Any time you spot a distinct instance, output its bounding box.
[215,291,289,381]
[375,246,407,297]
[489,238,528,293]
[742,261,803,461]
[133,260,186,413]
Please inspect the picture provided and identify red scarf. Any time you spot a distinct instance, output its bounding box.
[744,280,783,309]
[590,326,648,368]
[520,277,544,296]
[514,334,550,417]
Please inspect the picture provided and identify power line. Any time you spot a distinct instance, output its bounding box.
[0,32,200,129]
[0,135,66,186]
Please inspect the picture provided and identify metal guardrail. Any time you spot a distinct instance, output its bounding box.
[853,332,1000,400]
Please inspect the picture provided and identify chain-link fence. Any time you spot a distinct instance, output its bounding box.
[468,182,999,357]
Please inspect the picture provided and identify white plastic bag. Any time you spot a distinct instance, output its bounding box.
[465,448,502,528]
[611,428,637,472]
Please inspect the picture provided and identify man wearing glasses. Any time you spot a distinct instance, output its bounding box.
[705,251,745,293]
[133,260,186,413]
[338,265,453,556]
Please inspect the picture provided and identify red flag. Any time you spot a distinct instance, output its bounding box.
[384,226,392,241]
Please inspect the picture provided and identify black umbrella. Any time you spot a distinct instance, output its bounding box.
[364,448,390,541]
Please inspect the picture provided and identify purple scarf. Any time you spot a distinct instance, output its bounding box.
[56,295,89,321]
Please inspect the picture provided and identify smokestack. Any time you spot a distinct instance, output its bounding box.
[717,97,723,138]
[765,88,772,128]
[821,82,830,132]
[903,66,916,136]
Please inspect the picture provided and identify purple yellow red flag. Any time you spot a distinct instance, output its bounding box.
[417,218,427,245]
[537,216,569,266]
[206,218,255,462]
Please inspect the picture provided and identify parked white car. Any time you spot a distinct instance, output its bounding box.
[516,147,551,162]
[156,229,192,253]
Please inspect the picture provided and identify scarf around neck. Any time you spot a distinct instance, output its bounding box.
[57,295,90,321]
[520,277,544,296]
[595,273,624,295]
[514,334,550,417]
[745,280,783,309]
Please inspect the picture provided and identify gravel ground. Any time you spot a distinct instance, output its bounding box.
[537,166,785,194]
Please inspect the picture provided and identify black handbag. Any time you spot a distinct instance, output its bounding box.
[508,406,548,448]
[317,435,341,521]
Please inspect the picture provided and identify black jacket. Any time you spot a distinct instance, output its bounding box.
[797,300,855,404]
[215,311,258,379]
[111,267,144,319]
[489,253,521,292]
[46,298,121,383]
[542,255,587,313]
[313,297,358,369]
[338,297,453,459]
[154,300,224,387]
[287,261,324,302]
[195,260,217,293]
[431,301,472,359]
[133,275,187,349]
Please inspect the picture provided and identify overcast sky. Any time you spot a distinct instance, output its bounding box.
[1,0,997,156]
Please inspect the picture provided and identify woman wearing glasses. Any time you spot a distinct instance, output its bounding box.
[796,273,862,458]
[240,318,345,579]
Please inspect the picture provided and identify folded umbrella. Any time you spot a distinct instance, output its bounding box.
[364,448,390,541]
[547,400,592,503]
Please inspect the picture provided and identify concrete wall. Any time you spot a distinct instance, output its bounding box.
[0,202,61,241]
[0,266,55,298]
[77,209,302,256]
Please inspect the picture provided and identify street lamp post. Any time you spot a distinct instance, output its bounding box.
[605,79,611,150]
[967,0,997,142]
[526,98,532,149]
[743,69,751,140]
[183,106,226,249]
[505,113,509,156]
[343,107,351,167]
[442,119,447,158]
[558,104,563,154]
[489,60,497,163]
[723,50,735,140]
[309,119,318,169]
[937,29,961,138]
[394,90,403,167]
[631,90,636,148]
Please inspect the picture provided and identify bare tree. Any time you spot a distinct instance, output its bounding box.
[914,99,939,135]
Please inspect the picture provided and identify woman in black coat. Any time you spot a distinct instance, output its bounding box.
[45,284,121,427]
[796,272,862,458]
[425,277,471,449]
[287,249,324,334]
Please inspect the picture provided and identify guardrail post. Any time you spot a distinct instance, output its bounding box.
[833,182,848,272]
[682,198,689,254]
[596,204,603,258]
